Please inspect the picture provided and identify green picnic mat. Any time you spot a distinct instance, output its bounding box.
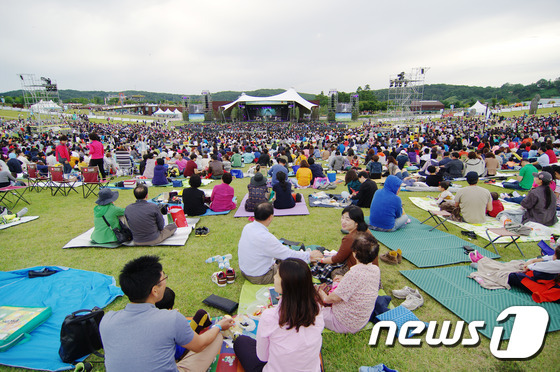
[237,280,393,333]
[400,265,560,339]
[368,217,501,267]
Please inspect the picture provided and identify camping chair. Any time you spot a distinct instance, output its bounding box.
[420,210,451,232]
[115,151,134,176]
[49,166,77,196]
[27,163,50,192]
[483,227,524,257]
[81,166,109,198]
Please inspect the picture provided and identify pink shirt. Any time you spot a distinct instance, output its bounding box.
[175,159,188,171]
[333,263,380,333]
[88,141,104,159]
[210,183,236,212]
[257,304,324,372]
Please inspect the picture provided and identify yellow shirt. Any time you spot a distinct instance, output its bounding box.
[296,167,312,187]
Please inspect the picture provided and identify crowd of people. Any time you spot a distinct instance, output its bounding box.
[2,112,560,371]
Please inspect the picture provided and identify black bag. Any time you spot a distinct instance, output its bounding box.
[102,216,133,243]
[59,307,104,363]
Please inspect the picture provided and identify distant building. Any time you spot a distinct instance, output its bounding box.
[410,100,444,112]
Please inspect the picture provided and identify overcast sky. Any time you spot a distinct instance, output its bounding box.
[1,0,559,95]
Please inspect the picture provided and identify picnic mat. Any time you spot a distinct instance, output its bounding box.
[409,196,560,243]
[234,194,309,217]
[308,192,349,208]
[0,266,122,371]
[63,217,200,248]
[368,217,500,267]
[400,265,560,340]
[0,216,39,230]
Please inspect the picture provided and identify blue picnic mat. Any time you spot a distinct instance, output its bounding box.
[368,217,500,267]
[400,265,560,339]
[0,266,123,371]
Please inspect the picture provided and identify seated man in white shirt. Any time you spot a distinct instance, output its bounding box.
[238,202,323,284]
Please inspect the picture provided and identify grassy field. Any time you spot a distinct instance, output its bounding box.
[0,161,558,372]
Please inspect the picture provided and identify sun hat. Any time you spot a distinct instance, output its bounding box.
[532,171,552,182]
[95,188,119,205]
[250,173,267,187]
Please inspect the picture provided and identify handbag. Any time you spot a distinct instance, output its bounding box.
[102,215,133,243]
[58,307,104,363]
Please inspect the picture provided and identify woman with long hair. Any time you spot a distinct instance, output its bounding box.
[521,171,558,226]
[88,132,106,179]
[317,232,380,334]
[234,258,324,371]
[273,171,296,209]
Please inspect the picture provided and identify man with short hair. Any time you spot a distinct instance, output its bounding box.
[533,146,550,168]
[454,171,492,224]
[350,171,377,208]
[268,157,288,187]
[100,255,234,372]
[329,151,345,171]
[442,152,463,179]
[238,202,323,284]
[125,184,177,245]
[207,154,224,179]
[502,159,537,190]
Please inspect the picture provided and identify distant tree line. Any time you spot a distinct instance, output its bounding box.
[1,77,558,112]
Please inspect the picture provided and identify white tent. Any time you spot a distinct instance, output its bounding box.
[470,101,488,115]
[173,109,182,118]
[30,100,62,113]
[153,108,165,116]
[221,88,317,112]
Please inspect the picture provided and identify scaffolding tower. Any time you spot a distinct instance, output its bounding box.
[387,67,429,122]
[18,73,62,130]
[18,73,61,107]
[201,90,213,121]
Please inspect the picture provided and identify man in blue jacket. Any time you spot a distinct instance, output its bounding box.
[369,175,409,232]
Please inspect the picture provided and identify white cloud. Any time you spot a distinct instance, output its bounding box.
[1,0,559,95]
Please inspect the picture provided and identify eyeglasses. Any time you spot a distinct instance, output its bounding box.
[157,272,168,285]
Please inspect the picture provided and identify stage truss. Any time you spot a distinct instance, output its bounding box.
[387,67,429,122]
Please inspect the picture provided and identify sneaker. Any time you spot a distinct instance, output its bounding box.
[396,249,402,264]
[198,227,209,237]
[211,271,227,287]
[380,251,398,265]
[392,286,417,299]
[500,193,508,199]
[190,309,212,333]
[226,268,236,284]
[401,290,424,311]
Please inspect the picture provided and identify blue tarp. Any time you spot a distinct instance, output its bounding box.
[0,266,123,371]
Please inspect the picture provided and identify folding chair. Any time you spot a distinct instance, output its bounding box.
[27,163,50,192]
[81,166,108,198]
[420,210,451,231]
[0,186,30,209]
[484,227,524,257]
[49,166,77,196]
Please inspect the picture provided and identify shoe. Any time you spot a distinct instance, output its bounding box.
[380,251,398,265]
[396,249,402,264]
[461,230,477,239]
[326,183,337,189]
[401,290,424,311]
[500,193,508,199]
[469,250,484,263]
[197,227,209,237]
[211,271,227,287]
[392,286,417,299]
[226,268,236,284]
[190,309,213,334]
[512,191,520,198]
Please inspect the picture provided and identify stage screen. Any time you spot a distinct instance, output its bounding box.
[189,113,204,122]
[335,113,352,121]
[245,105,289,121]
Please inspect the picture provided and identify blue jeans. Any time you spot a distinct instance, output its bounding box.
[370,214,409,232]
[504,196,525,204]
[502,181,526,190]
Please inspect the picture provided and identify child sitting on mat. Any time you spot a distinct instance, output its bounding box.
[155,287,213,361]
[487,192,504,218]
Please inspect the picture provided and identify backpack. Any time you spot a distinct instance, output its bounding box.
[59,307,104,363]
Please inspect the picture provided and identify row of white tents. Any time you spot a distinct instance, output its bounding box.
[153,108,182,119]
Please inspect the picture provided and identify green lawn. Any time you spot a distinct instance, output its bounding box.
[1,164,557,372]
